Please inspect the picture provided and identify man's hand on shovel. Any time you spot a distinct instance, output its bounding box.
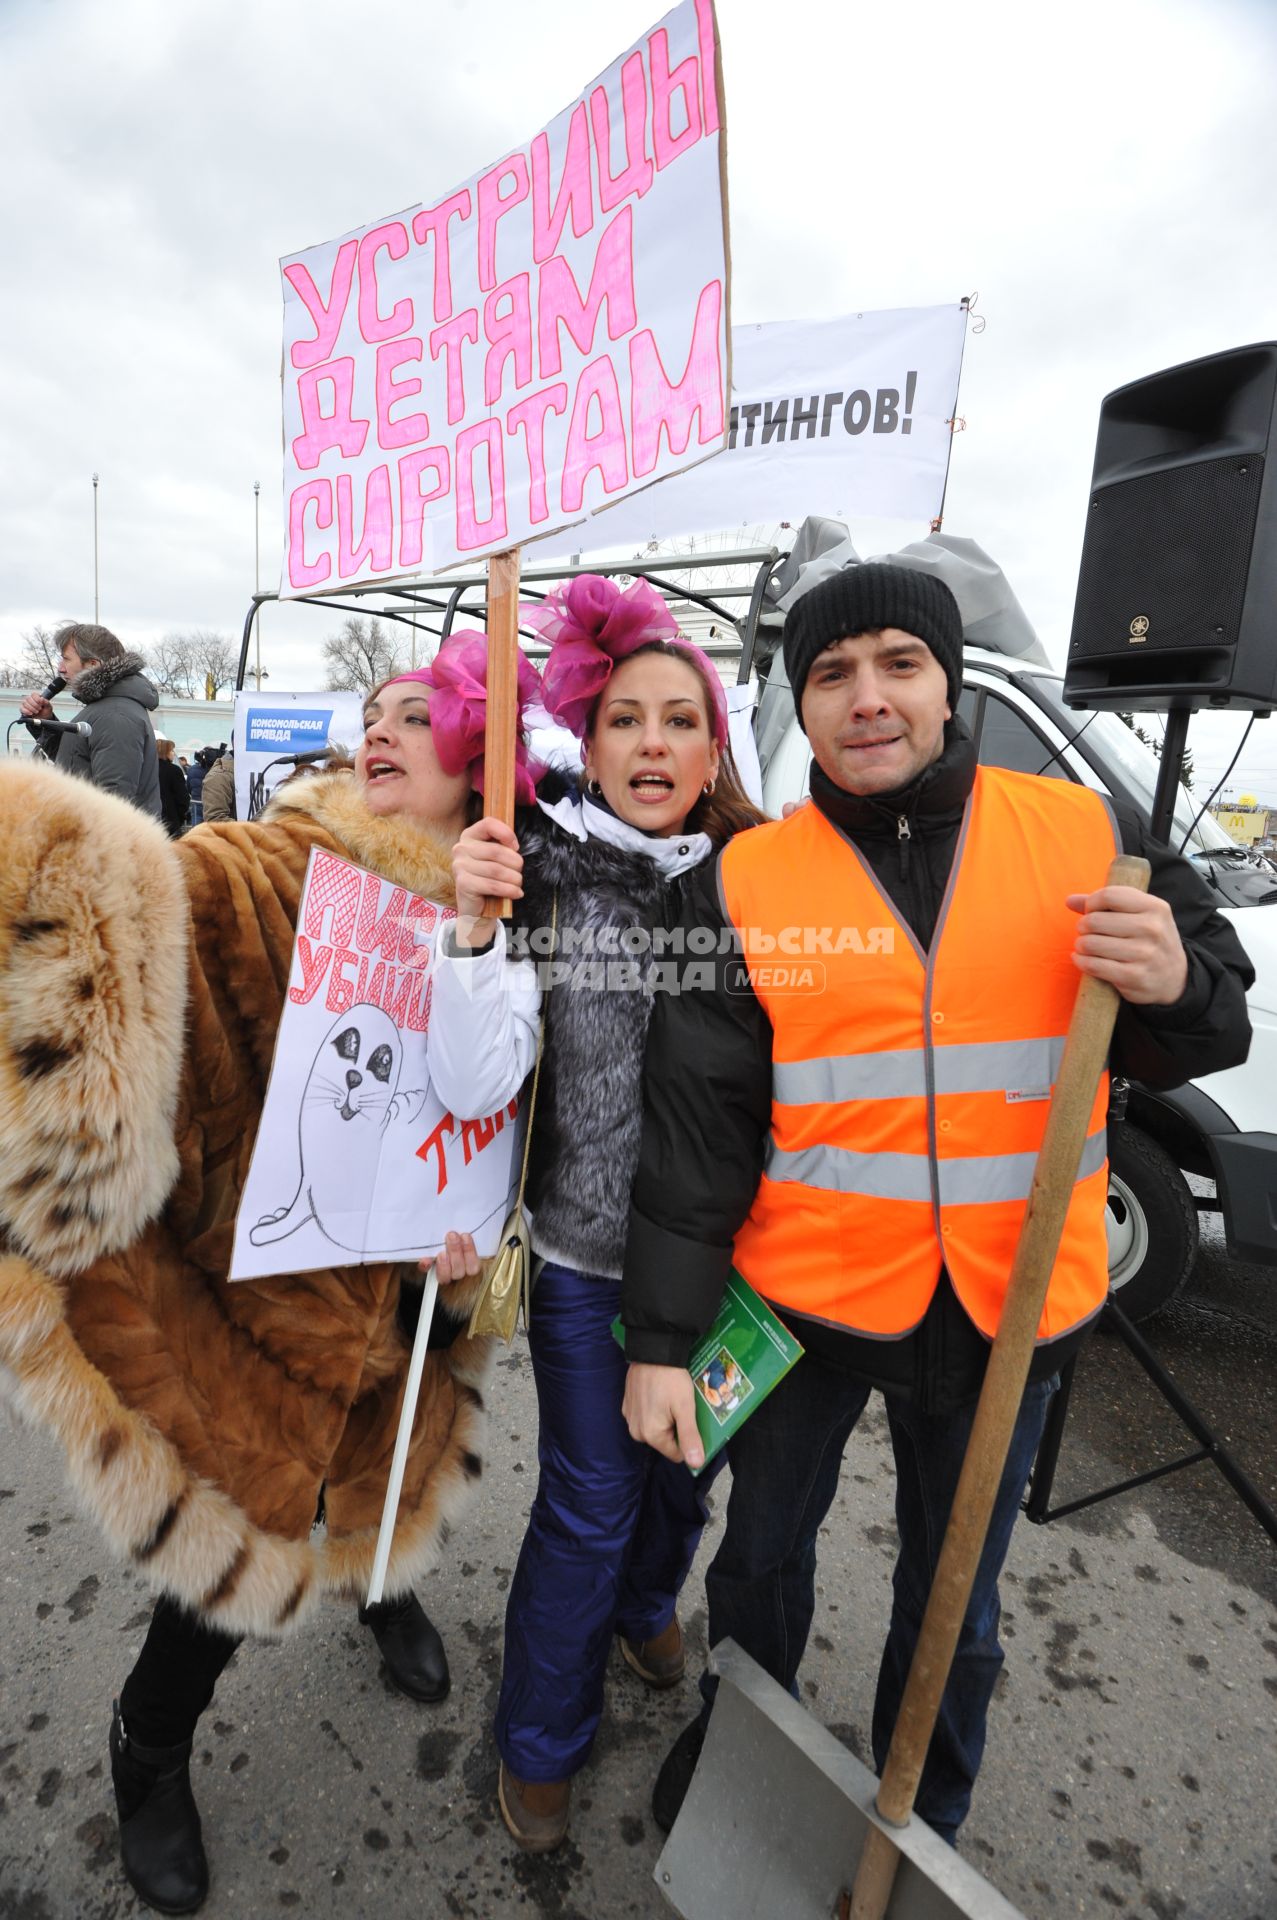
[1068,881,1188,1004]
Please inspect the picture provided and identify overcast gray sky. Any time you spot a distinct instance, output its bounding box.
[2,0,1275,797]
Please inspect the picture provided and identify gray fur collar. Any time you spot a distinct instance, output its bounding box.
[519,806,682,931]
[70,651,152,703]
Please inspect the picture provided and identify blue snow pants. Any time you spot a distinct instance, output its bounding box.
[495,1260,717,1781]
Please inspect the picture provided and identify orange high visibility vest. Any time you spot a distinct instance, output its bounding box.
[720,768,1119,1343]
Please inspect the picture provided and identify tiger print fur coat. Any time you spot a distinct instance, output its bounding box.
[0,758,491,1638]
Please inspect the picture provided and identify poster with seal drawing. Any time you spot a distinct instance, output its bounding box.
[230,846,522,1281]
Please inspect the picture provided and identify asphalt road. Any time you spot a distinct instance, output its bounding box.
[2,1215,1274,1920]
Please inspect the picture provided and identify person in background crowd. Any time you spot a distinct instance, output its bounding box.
[155,736,191,838]
[201,746,235,821]
[0,638,540,1914]
[19,622,161,817]
[184,752,205,825]
[620,562,1254,1846]
[436,577,765,1854]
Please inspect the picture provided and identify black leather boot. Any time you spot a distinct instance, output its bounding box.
[110,1700,209,1914]
[358,1592,450,1702]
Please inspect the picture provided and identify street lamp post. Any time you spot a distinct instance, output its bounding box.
[253,480,263,690]
[92,473,99,621]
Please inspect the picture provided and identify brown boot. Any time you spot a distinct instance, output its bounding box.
[498,1762,570,1853]
[618,1613,685,1689]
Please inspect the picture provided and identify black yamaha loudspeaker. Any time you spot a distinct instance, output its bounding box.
[1064,342,1277,713]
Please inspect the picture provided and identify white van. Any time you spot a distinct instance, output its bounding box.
[750,533,1277,1321]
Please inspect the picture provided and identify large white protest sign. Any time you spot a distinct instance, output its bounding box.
[280,0,729,594]
[547,304,968,553]
[230,848,521,1282]
[232,688,366,819]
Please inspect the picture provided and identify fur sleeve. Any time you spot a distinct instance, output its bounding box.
[0,760,188,1274]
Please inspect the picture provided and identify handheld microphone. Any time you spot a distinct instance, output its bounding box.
[22,673,67,739]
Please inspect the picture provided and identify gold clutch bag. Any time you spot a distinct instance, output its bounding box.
[467,1204,531,1343]
[465,894,553,1345]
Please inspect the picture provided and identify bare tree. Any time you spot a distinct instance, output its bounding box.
[187,630,238,699]
[21,625,63,683]
[0,627,64,688]
[322,616,405,692]
[145,630,238,700]
[146,634,200,699]
[24,625,63,681]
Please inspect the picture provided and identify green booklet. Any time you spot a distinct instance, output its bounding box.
[614,1270,804,1472]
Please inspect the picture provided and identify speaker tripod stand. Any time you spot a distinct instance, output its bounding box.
[1025,1292,1277,1545]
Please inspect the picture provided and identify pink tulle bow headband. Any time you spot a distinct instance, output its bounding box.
[381,633,542,808]
[524,573,729,745]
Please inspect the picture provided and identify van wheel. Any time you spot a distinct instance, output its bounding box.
[1105,1123,1199,1322]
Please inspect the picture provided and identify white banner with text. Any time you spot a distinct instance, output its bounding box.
[550,303,968,552]
[280,0,729,593]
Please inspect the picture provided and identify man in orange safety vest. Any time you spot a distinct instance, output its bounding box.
[619,561,1253,1843]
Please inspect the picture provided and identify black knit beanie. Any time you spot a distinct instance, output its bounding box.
[782,563,964,728]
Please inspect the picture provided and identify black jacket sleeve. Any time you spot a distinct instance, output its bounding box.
[1108,803,1254,1088]
[621,857,774,1366]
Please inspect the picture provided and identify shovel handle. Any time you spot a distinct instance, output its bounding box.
[845,852,1151,1919]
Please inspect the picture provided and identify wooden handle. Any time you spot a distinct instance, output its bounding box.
[481,546,522,920]
[846,853,1151,1918]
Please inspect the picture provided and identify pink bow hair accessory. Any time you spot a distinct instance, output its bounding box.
[524,574,728,744]
[382,634,542,808]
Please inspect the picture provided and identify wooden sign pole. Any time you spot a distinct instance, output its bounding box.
[481,545,522,920]
[366,544,522,1599]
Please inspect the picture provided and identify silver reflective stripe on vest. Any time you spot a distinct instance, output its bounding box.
[773,1035,1067,1106]
[764,1142,934,1202]
[765,1126,1107,1205]
[773,1049,925,1104]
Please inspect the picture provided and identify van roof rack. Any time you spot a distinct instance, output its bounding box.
[236,545,785,692]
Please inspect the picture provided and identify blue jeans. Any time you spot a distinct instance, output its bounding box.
[496,1262,719,1781]
[700,1358,1057,1842]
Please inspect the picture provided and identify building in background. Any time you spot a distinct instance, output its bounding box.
[1211,795,1273,849]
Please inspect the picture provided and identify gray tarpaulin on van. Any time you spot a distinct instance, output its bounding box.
[752,518,1050,767]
